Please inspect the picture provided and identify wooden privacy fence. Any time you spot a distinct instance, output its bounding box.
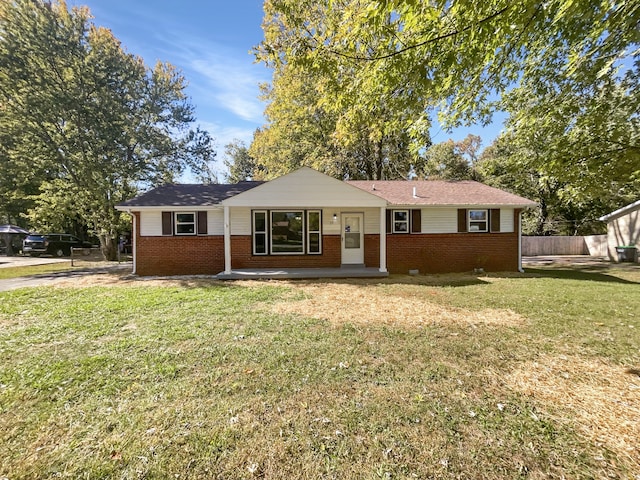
[522,235,607,256]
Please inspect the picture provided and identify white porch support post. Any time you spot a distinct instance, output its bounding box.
[131,211,137,275]
[224,206,231,274]
[379,207,387,273]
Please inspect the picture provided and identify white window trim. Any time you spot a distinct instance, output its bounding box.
[174,212,196,235]
[270,210,305,255]
[392,209,410,234]
[252,210,268,255]
[468,209,488,233]
[307,210,322,254]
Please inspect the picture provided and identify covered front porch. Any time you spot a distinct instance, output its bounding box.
[216,265,389,280]
[220,167,389,276]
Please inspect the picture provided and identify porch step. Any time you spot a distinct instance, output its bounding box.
[216,267,388,280]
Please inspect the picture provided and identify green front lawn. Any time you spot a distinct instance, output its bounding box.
[1,266,638,478]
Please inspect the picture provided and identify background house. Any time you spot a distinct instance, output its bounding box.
[599,200,640,262]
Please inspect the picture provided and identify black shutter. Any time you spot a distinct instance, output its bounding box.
[197,211,208,235]
[490,209,501,232]
[411,209,421,233]
[162,211,173,235]
[386,210,392,234]
[457,209,468,232]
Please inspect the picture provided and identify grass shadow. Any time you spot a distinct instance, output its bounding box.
[523,267,639,285]
[282,274,492,289]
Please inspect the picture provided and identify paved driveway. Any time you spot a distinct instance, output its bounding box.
[0,267,133,291]
[0,260,131,292]
[0,255,71,268]
[522,255,612,267]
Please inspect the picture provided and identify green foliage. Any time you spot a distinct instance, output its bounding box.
[256,0,639,190]
[498,57,640,201]
[223,139,258,182]
[422,135,482,180]
[478,133,633,235]
[0,0,215,258]
[251,43,428,180]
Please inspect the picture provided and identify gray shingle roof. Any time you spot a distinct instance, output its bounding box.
[118,178,536,208]
[117,182,264,207]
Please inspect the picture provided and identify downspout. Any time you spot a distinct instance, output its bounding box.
[518,210,524,273]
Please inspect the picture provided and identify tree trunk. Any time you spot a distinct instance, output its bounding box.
[535,196,548,236]
[1,233,13,256]
[99,234,118,261]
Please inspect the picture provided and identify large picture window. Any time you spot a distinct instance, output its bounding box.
[271,211,304,254]
[252,209,322,255]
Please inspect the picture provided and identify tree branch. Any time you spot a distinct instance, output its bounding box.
[324,6,511,62]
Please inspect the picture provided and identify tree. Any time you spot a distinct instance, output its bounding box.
[0,0,214,259]
[223,139,258,182]
[256,0,639,180]
[499,57,640,194]
[478,130,637,236]
[421,134,482,180]
[249,59,428,180]
[422,140,471,180]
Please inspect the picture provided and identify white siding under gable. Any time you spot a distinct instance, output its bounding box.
[421,208,458,234]
[222,167,386,208]
[140,211,163,236]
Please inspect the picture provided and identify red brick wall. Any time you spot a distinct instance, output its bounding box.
[133,211,521,275]
[364,234,381,268]
[231,235,342,268]
[136,235,225,276]
[385,232,519,273]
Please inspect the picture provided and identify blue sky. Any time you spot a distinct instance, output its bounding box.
[69,1,504,179]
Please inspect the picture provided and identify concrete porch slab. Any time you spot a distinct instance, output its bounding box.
[216,266,388,280]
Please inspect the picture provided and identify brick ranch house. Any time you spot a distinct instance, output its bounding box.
[116,167,536,277]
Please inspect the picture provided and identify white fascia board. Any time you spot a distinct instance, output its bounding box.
[599,199,640,222]
[115,205,223,212]
[391,203,537,209]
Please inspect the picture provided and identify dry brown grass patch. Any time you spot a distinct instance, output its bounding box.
[52,273,221,288]
[267,281,525,328]
[506,355,640,473]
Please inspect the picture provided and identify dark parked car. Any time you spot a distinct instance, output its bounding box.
[23,234,92,257]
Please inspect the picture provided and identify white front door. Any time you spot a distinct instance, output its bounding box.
[341,213,364,265]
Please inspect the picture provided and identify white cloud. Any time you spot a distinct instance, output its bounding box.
[199,121,255,153]
[190,55,267,122]
[158,33,269,124]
